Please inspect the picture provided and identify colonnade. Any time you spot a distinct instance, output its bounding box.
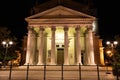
[24,25,95,65]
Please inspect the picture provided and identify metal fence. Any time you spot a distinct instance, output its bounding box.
[0,63,117,80]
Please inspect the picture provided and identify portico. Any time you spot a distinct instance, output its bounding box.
[24,5,101,65]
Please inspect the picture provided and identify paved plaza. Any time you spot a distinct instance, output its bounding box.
[0,65,119,80]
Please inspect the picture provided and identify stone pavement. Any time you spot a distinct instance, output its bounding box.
[0,65,119,80]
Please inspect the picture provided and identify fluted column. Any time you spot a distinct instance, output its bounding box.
[75,26,82,65]
[85,26,95,65]
[51,27,56,65]
[37,27,44,65]
[64,27,69,65]
[84,30,89,65]
[30,29,36,65]
[25,27,36,65]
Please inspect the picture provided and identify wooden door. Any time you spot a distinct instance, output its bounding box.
[57,48,64,65]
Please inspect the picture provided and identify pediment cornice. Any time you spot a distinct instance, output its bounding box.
[26,6,95,20]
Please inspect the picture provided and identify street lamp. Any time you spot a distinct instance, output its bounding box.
[105,50,112,74]
[106,41,118,51]
[105,41,118,74]
[106,41,118,62]
[2,40,13,68]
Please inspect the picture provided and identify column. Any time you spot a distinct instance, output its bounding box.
[37,27,44,65]
[99,39,105,65]
[64,27,69,65]
[84,30,89,65]
[29,29,37,65]
[25,27,36,65]
[51,27,56,65]
[75,26,82,65]
[100,47,105,65]
[85,26,95,65]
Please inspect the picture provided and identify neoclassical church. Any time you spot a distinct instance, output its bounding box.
[23,0,104,65]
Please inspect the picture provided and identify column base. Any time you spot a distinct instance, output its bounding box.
[64,62,69,65]
[24,63,36,65]
[85,63,96,65]
[51,62,56,65]
[76,63,82,65]
[24,63,29,65]
[37,62,43,65]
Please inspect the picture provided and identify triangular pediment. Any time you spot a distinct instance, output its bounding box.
[26,6,95,19]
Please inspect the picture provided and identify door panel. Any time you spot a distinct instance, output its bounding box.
[57,48,64,65]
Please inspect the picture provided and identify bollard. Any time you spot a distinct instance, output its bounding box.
[116,64,119,80]
[79,63,81,80]
[26,63,29,80]
[97,64,100,80]
[9,61,12,80]
[61,64,63,80]
[44,64,46,80]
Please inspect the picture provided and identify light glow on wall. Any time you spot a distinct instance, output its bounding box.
[56,33,64,44]
[92,20,98,34]
[56,33,64,40]
[92,21,96,32]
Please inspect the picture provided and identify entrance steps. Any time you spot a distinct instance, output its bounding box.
[17,65,109,71]
[0,65,115,80]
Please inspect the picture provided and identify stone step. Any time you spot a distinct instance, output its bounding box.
[2,65,112,72]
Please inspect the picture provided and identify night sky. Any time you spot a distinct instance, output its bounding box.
[97,0,120,45]
[0,0,119,44]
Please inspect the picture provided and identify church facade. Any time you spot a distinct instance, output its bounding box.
[24,0,104,65]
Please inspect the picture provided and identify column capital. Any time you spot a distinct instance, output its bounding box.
[27,26,37,36]
[39,27,44,31]
[64,27,68,31]
[85,25,93,34]
[75,27,81,31]
[51,27,56,31]
[76,25,81,27]
[86,25,93,30]
[27,26,33,31]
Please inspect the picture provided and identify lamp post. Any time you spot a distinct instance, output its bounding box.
[105,50,112,74]
[106,41,118,53]
[105,41,118,74]
[106,41,118,63]
[2,40,13,68]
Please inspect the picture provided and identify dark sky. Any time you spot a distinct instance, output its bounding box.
[0,0,119,44]
[97,1,120,40]
[0,0,32,39]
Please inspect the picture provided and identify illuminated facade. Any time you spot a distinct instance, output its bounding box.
[24,1,104,65]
